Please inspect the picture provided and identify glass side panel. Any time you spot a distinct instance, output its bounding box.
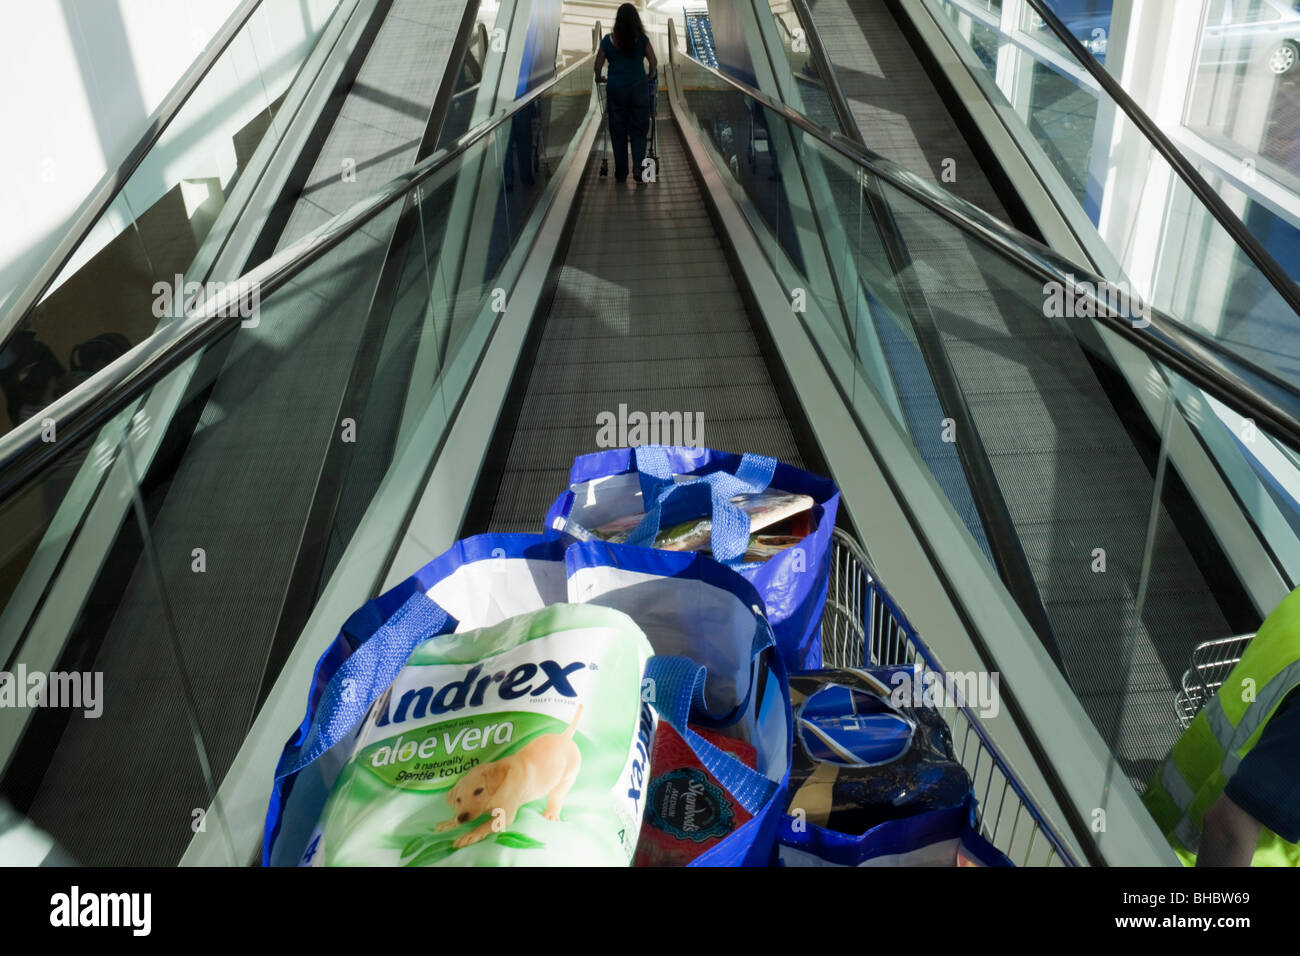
[761,0,844,130]
[434,8,496,150]
[0,0,345,441]
[0,66,596,865]
[925,0,1300,393]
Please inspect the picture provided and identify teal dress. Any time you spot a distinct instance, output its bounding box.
[602,32,648,88]
[601,33,651,180]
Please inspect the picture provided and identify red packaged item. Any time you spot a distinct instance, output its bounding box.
[633,723,758,866]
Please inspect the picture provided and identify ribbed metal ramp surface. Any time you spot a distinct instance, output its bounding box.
[807,0,1232,787]
[806,0,1008,219]
[480,113,803,531]
[275,0,469,249]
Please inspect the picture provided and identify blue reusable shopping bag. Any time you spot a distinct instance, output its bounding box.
[776,795,1013,867]
[263,589,457,866]
[565,540,793,866]
[643,653,790,866]
[545,445,840,671]
[264,532,570,866]
[266,532,793,866]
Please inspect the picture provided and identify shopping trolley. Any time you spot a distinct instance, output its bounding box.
[646,69,659,179]
[1174,633,1256,728]
[819,527,1080,866]
[596,76,609,178]
[595,70,660,180]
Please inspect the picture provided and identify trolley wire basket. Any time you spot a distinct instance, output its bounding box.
[820,528,1079,866]
[1174,633,1255,729]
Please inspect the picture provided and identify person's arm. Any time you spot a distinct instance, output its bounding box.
[594,47,606,82]
[645,37,658,76]
[1203,686,1300,866]
[1198,792,1262,866]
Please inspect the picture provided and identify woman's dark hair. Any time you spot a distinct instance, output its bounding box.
[612,3,643,55]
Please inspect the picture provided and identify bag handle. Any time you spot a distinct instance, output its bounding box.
[274,591,454,781]
[643,653,779,816]
[625,447,776,563]
[632,446,775,501]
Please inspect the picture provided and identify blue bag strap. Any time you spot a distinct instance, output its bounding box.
[633,445,675,501]
[275,591,453,781]
[624,450,776,563]
[711,452,778,500]
[643,652,779,816]
[632,446,775,501]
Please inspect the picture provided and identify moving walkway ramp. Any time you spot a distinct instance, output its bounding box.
[2,3,1299,869]
[802,0,1011,221]
[475,107,807,533]
[766,0,1300,783]
[784,0,1238,785]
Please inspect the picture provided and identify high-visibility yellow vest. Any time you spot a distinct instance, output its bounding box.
[1143,588,1300,867]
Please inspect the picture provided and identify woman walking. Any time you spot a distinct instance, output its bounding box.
[595,4,657,183]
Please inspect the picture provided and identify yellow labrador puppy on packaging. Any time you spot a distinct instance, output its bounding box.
[440,704,584,848]
[307,605,656,865]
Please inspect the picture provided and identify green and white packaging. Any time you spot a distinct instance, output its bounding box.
[307,603,656,866]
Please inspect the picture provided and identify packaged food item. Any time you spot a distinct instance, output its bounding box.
[591,490,814,552]
[307,603,656,866]
[633,723,757,866]
[741,534,804,563]
[786,667,971,834]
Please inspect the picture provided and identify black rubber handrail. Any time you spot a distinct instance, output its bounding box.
[0,0,274,344]
[0,50,598,508]
[1019,0,1300,325]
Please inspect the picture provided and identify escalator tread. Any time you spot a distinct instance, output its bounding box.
[807,0,1010,221]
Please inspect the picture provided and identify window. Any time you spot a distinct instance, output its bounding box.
[1230,0,1283,24]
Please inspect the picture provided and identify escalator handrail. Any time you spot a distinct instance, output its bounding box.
[667,40,1300,451]
[0,0,272,345]
[1018,0,1300,335]
[0,50,598,507]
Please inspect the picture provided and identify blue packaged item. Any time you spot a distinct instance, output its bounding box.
[777,666,1002,865]
[784,667,970,834]
[777,794,1011,867]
